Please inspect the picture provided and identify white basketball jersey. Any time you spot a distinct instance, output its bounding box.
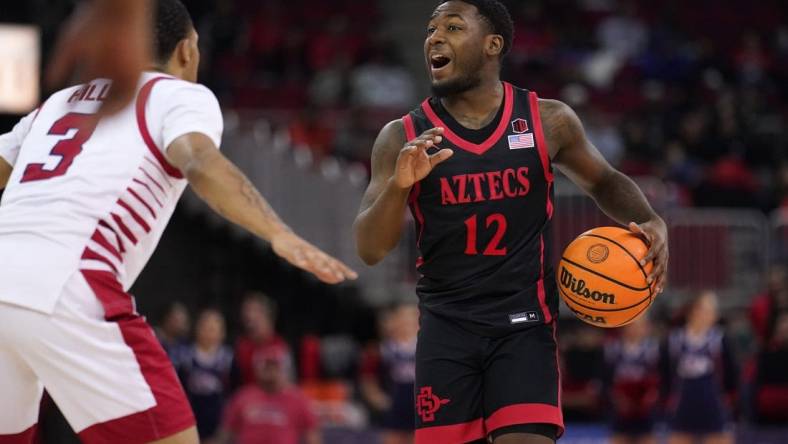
[0,72,223,313]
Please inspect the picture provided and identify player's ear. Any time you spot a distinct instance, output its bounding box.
[175,38,192,67]
[486,34,504,57]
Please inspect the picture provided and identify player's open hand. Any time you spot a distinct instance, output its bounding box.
[47,0,151,117]
[393,127,452,189]
[629,218,669,295]
[271,231,358,284]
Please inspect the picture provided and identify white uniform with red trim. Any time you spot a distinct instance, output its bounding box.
[0,72,221,441]
[0,72,221,314]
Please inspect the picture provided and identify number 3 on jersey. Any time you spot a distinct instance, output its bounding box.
[21,113,97,183]
[464,213,507,256]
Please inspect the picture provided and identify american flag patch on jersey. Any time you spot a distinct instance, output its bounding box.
[507,133,535,150]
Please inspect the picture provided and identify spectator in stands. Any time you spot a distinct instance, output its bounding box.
[360,302,418,444]
[155,301,191,365]
[178,308,237,441]
[750,263,788,344]
[753,312,788,424]
[218,346,320,444]
[604,317,660,444]
[662,291,737,444]
[235,292,292,385]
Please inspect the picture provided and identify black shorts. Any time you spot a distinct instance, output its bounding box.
[414,309,564,444]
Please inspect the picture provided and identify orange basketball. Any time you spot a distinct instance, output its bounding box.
[557,226,656,328]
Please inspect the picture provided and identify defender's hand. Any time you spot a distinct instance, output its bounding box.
[393,127,452,189]
[629,218,669,294]
[271,231,358,284]
[47,0,151,116]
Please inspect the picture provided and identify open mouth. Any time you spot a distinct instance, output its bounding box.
[430,54,451,70]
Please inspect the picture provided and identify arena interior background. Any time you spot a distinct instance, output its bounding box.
[1,0,787,442]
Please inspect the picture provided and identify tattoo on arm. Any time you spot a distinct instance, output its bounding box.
[539,99,577,159]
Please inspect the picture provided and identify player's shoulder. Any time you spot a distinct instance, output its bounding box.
[143,73,217,103]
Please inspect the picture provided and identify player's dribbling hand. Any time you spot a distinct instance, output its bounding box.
[393,127,453,189]
[47,0,151,117]
[629,218,669,295]
[271,231,358,284]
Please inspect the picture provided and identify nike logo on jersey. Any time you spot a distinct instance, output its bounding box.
[439,167,531,206]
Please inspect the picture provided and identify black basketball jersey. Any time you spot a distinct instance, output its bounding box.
[403,82,558,336]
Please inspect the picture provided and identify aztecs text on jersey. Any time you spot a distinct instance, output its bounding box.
[403,83,557,336]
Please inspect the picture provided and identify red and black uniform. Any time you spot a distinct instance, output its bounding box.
[403,82,563,443]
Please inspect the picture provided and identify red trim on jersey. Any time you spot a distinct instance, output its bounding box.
[133,179,164,208]
[144,157,172,188]
[528,91,554,182]
[128,188,157,219]
[409,181,425,248]
[82,248,119,274]
[415,418,485,444]
[537,235,552,323]
[99,219,126,253]
[551,321,564,436]
[484,403,564,437]
[91,230,122,261]
[421,82,514,156]
[81,269,132,319]
[78,273,194,441]
[139,167,166,193]
[404,112,425,262]
[0,425,37,443]
[402,114,417,141]
[546,182,554,220]
[135,77,184,179]
[111,213,139,245]
[117,199,151,233]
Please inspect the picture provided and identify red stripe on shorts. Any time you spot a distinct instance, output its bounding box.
[0,425,37,444]
[485,402,565,437]
[78,272,194,443]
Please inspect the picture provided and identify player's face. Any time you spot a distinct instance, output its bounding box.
[424,1,488,97]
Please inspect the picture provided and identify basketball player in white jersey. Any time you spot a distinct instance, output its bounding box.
[0,1,355,443]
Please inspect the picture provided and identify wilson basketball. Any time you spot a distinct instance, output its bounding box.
[557,227,656,328]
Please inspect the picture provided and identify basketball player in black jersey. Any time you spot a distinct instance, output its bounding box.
[354,1,668,443]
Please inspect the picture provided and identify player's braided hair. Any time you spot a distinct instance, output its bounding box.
[153,0,193,64]
[439,0,514,57]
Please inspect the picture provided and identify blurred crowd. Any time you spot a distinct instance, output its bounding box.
[184,0,788,212]
[138,262,788,444]
[151,292,419,444]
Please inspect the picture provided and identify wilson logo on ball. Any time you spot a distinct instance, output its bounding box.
[586,244,609,263]
[560,267,617,305]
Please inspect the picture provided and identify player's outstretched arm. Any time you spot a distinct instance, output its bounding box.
[353,121,451,265]
[541,99,669,293]
[47,0,151,116]
[166,132,357,284]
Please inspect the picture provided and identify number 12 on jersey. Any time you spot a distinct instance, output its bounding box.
[464,213,507,256]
